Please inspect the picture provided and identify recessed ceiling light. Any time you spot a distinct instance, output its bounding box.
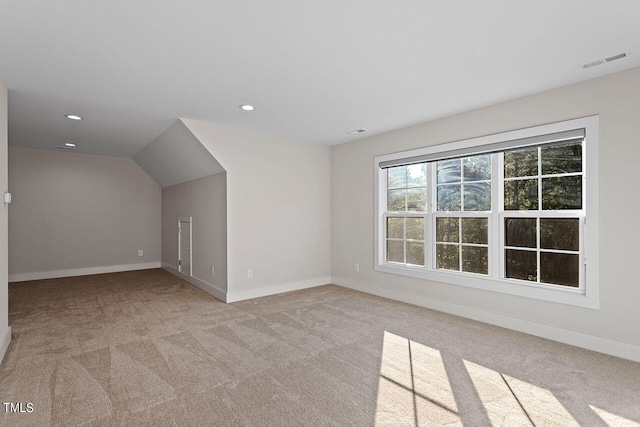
[65,114,83,121]
[64,142,77,147]
[348,129,367,135]
[239,104,255,111]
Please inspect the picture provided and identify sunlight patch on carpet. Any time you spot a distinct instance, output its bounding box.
[375,331,461,426]
[590,405,640,427]
[464,360,577,426]
[375,331,585,426]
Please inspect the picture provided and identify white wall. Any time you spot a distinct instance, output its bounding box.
[8,147,161,281]
[182,119,331,302]
[331,66,640,361]
[0,76,9,362]
[162,172,227,299]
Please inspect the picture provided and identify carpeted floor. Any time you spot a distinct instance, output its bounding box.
[1,269,639,426]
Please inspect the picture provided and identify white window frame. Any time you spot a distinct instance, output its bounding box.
[374,116,599,309]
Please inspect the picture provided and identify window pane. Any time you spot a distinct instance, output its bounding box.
[387,240,404,263]
[388,167,407,189]
[505,249,537,281]
[386,217,404,239]
[463,155,491,181]
[504,147,538,178]
[505,218,537,248]
[463,182,491,211]
[407,164,427,187]
[504,179,538,210]
[436,244,459,270]
[437,185,461,211]
[462,218,488,244]
[406,217,424,240]
[436,217,459,242]
[540,252,579,287]
[541,142,582,175]
[437,159,461,184]
[540,218,579,251]
[462,246,488,274]
[542,176,582,210]
[407,188,427,212]
[406,242,425,266]
[387,189,406,211]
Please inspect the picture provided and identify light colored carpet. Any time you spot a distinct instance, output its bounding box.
[1,269,639,426]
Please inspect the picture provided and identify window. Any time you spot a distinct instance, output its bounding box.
[375,117,599,308]
[435,154,491,275]
[385,164,427,266]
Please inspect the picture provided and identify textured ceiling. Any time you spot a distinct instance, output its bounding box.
[0,1,639,158]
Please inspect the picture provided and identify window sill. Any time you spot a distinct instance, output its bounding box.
[375,262,599,309]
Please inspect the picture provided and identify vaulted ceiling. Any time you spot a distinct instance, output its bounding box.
[1,1,639,158]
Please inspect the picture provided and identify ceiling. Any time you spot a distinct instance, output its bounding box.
[133,120,225,188]
[1,1,639,158]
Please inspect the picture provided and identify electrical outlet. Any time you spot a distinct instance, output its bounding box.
[138,250,143,257]
[354,263,360,272]
[211,266,215,276]
[247,269,253,279]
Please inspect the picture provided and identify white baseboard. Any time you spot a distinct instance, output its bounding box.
[162,265,331,303]
[162,263,226,302]
[9,262,162,282]
[0,326,11,364]
[332,276,640,363]
[226,276,332,303]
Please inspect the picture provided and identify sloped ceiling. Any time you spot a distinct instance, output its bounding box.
[133,120,224,188]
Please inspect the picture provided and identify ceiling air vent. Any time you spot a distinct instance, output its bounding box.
[582,51,630,70]
[582,59,605,69]
[605,52,627,63]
